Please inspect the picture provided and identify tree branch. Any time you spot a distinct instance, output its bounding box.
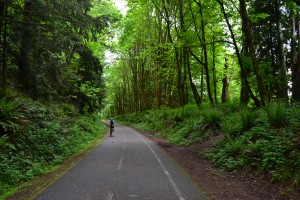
[188,48,205,65]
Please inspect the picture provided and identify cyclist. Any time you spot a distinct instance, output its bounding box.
[109,118,115,136]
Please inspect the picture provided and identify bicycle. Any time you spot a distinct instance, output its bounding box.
[109,125,114,136]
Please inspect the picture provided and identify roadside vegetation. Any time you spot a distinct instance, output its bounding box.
[117,102,300,187]
[0,90,107,199]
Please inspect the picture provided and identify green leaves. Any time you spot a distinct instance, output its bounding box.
[249,13,269,23]
[0,100,106,197]
[266,102,288,128]
[0,90,24,136]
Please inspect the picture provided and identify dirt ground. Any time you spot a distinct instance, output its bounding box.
[138,130,300,200]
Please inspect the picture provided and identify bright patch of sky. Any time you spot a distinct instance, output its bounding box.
[105,1,127,64]
[112,0,128,16]
[105,50,118,64]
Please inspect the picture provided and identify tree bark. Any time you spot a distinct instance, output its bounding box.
[216,0,262,107]
[194,0,214,105]
[19,0,37,97]
[222,57,229,103]
[212,34,217,104]
[0,2,7,89]
[292,11,300,101]
[275,0,288,100]
[239,0,267,106]
[186,49,201,105]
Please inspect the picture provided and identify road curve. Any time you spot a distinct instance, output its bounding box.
[35,123,208,200]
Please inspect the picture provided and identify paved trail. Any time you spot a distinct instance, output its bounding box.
[36,124,207,200]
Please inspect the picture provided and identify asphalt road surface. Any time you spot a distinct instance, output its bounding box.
[36,124,208,200]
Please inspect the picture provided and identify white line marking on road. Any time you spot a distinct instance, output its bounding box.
[106,192,113,200]
[117,157,124,171]
[133,131,186,200]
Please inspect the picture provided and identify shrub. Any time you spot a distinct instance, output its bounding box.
[0,101,106,197]
[202,108,222,130]
[0,90,24,137]
[240,109,257,131]
[266,102,287,128]
[221,122,240,142]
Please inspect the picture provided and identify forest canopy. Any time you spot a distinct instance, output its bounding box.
[0,0,121,113]
[103,0,300,116]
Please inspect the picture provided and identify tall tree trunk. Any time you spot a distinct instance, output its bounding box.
[216,0,262,107]
[240,16,250,104]
[19,0,37,97]
[212,34,217,104]
[186,49,201,105]
[140,58,146,112]
[188,0,202,104]
[222,57,229,103]
[194,0,214,105]
[200,51,204,102]
[239,0,267,106]
[0,3,7,89]
[275,0,288,100]
[178,0,188,106]
[292,11,300,101]
[160,0,184,107]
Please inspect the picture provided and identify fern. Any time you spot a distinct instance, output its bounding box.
[266,102,287,128]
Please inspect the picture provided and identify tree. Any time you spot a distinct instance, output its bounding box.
[1,0,119,112]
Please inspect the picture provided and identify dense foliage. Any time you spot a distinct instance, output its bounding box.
[0,0,120,113]
[117,102,300,186]
[0,90,107,198]
[0,0,120,198]
[102,0,300,189]
[104,0,300,115]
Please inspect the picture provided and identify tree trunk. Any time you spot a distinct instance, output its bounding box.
[194,0,214,105]
[239,0,267,106]
[212,34,217,104]
[275,0,288,100]
[186,49,201,105]
[179,0,188,106]
[222,57,229,103]
[0,3,7,89]
[200,51,204,102]
[216,0,262,107]
[292,11,300,101]
[19,0,37,97]
[161,0,184,107]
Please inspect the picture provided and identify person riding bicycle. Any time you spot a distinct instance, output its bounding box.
[109,118,115,136]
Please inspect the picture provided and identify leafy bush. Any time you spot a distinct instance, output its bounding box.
[266,102,287,128]
[205,122,300,185]
[221,122,240,142]
[202,108,222,130]
[204,140,244,171]
[0,99,106,197]
[240,109,257,131]
[0,91,24,136]
[118,102,300,187]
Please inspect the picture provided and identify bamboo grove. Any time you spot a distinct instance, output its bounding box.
[105,0,300,116]
[0,0,120,113]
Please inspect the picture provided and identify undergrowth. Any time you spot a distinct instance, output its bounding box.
[117,102,300,187]
[0,90,106,198]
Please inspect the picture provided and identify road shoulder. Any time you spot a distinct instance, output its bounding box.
[6,130,108,200]
[135,128,300,200]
